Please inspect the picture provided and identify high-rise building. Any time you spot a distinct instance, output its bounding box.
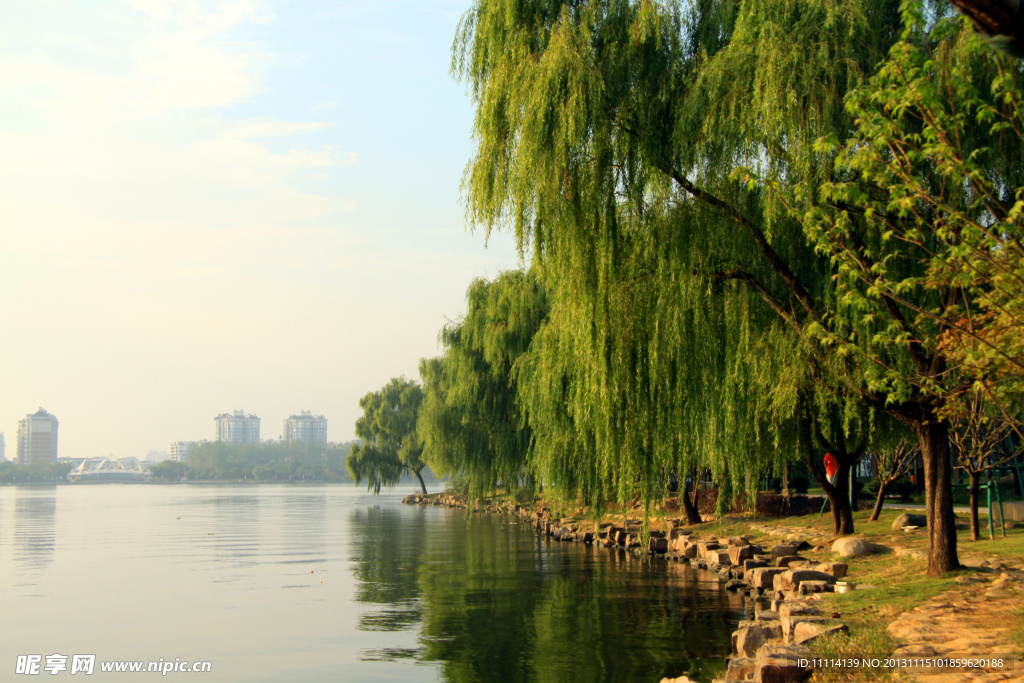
[283,411,327,444]
[0,432,5,461]
[215,411,260,444]
[169,441,198,462]
[17,408,59,465]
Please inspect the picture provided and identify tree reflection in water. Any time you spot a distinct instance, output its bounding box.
[349,507,744,683]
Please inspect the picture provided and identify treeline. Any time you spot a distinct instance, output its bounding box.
[351,0,1024,577]
[151,441,356,482]
[0,461,73,483]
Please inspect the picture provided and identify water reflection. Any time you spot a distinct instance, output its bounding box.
[14,488,57,573]
[349,508,745,683]
[349,505,427,636]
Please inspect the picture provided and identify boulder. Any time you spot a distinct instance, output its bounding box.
[649,537,669,554]
[697,541,721,558]
[726,656,757,682]
[775,555,806,568]
[814,562,848,579]
[754,644,813,683]
[725,579,747,591]
[708,549,732,566]
[831,537,874,558]
[749,567,788,590]
[729,544,755,565]
[777,569,837,593]
[744,558,768,572]
[734,620,784,657]
[892,513,927,531]
[771,544,798,558]
[792,620,848,645]
[797,580,832,595]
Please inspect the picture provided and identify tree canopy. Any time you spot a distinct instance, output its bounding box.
[349,377,430,495]
[447,0,1024,574]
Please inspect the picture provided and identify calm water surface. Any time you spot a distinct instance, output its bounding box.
[0,485,746,682]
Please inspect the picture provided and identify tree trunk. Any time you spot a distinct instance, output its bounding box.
[917,419,960,577]
[804,451,855,537]
[681,473,702,525]
[828,463,855,537]
[414,468,428,496]
[868,479,890,523]
[969,471,980,541]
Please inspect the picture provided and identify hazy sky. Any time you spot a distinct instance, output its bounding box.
[0,0,522,459]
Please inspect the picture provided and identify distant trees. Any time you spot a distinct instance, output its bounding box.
[0,461,73,483]
[168,440,354,482]
[348,377,430,495]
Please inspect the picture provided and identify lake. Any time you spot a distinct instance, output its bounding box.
[0,484,746,682]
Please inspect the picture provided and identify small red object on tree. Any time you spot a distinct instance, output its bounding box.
[824,452,839,479]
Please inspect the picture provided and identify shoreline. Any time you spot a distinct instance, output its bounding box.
[403,492,1024,683]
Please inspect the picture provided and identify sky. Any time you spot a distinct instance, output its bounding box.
[0,0,523,459]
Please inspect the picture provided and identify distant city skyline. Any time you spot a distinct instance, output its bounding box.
[0,1,522,459]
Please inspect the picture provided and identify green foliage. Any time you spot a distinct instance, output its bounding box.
[0,460,73,483]
[799,5,1024,410]
[418,271,547,498]
[149,460,186,481]
[182,441,353,482]
[349,377,428,494]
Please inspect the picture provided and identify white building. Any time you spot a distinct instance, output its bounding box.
[17,408,59,465]
[169,441,198,462]
[283,411,327,444]
[215,411,260,444]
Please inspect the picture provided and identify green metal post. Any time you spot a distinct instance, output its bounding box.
[987,482,995,541]
[994,478,1006,538]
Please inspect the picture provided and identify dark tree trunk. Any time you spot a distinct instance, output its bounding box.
[868,479,890,523]
[806,452,854,537]
[916,419,960,577]
[828,463,855,537]
[969,471,981,541]
[414,468,428,496]
[681,469,702,525]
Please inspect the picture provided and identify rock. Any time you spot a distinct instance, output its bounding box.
[708,549,732,566]
[744,559,768,571]
[815,562,848,579]
[729,544,754,565]
[831,537,874,558]
[797,580,832,595]
[728,536,751,546]
[725,579,747,592]
[734,620,784,657]
[649,537,669,553]
[777,569,837,593]
[659,676,695,683]
[775,555,806,567]
[792,620,848,645]
[771,544,798,559]
[726,656,757,682]
[892,513,927,531]
[753,644,813,683]
[697,541,721,558]
[749,567,788,590]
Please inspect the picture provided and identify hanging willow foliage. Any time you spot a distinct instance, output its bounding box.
[450,0,908,517]
[418,271,549,498]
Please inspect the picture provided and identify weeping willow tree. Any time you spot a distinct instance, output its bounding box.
[453,0,913,538]
[348,377,429,495]
[418,271,549,498]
